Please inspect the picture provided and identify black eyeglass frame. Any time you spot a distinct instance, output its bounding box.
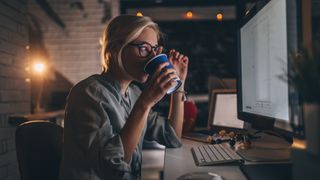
[128,42,165,58]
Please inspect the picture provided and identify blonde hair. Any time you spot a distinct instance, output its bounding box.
[100,15,161,73]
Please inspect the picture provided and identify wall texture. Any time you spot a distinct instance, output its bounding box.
[28,0,119,84]
[0,0,29,179]
[0,1,119,179]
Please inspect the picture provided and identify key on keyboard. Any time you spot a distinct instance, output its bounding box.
[191,144,243,166]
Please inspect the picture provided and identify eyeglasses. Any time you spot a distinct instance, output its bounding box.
[128,42,163,58]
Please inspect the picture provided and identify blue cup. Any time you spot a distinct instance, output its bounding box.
[144,54,182,94]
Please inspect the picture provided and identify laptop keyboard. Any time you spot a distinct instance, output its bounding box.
[191,144,243,166]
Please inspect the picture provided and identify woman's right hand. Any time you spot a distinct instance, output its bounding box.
[139,62,179,108]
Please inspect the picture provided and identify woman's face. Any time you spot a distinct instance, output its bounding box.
[122,27,159,83]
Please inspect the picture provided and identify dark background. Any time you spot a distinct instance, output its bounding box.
[159,20,238,94]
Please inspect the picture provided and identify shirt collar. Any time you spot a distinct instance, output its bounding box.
[101,72,132,104]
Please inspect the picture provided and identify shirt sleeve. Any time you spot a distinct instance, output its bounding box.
[144,109,182,148]
[64,83,132,179]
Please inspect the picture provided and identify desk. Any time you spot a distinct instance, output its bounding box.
[164,139,320,180]
[142,149,165,180]
[163,138,247,180]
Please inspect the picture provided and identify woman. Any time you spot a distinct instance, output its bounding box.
[59,15,189,180]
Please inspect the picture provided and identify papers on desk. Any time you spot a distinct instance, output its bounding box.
[182,132,209,143]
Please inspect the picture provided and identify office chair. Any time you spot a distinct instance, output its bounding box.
[15,120,63,180]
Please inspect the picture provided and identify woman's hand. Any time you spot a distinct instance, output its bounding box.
[139,62,179,108]
[168,49,189,81]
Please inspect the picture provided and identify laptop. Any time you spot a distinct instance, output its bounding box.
[183,89,245,142]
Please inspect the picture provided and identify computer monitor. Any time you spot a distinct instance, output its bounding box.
[208,89,244,130]
[237,0,303,138]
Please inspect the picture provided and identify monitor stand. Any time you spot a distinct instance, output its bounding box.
[237,132,291,162]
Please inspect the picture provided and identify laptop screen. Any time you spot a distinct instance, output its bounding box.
[212,93,244,129]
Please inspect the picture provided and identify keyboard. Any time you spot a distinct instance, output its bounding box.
[191,144,243,166]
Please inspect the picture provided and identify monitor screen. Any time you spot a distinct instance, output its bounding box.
[237,0,302,136]
[240,0,289,121]
[212,93,244,129]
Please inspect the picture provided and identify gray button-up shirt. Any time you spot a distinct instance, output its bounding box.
[59,74,182,180]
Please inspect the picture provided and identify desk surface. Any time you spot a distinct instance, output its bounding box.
[164,138,247,180]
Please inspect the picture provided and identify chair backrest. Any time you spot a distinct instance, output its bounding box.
[15,120,63,180]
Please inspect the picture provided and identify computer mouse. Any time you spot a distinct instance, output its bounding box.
[177,172,225,180]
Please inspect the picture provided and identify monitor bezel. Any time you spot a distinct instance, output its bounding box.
[236,0,304,138]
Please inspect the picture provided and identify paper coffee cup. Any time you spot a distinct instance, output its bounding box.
[144,54,182,94]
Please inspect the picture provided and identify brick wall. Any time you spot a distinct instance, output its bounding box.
[0,0,29,179]
[28,0,119,84]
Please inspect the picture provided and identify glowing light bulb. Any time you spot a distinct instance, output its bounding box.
[186,11,193,19]
[216,12,223,21]
[33,62,45,74]
[136,12,143,17]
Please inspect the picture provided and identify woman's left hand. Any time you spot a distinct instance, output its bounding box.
[168,49,189,81]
